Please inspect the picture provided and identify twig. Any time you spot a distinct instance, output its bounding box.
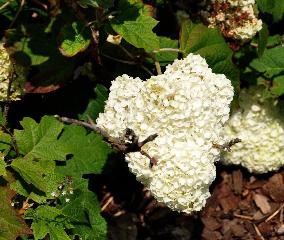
[233,213,254,221]
[101,53,137,65]
[101,196,113,212]
[9,0,25,29]
[154,60,162,75]
[253,224,265,240]
[265,203,284,222]
[153,48,184,53]
[250,35,284,49]
[55,116,158,166]
[213,138,241,152]
[0,0,12,11]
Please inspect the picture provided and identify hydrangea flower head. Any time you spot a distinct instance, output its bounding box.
[0,42,26,101]
[202,0,262,40]
[96,54,234,213]
[222,87,284,173]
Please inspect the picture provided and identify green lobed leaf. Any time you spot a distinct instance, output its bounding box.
[10,180,47,203]
[59,178,107,239]
[79,84,109,121]
[57,124,113,177]
[11,158,64,194]
[14,116,67,161]
[0,186,32,240]
[257,0,284,22]
[58,22,91,57]
[25,205,73,240]
[111,2,160,52]
[179,20,240,89]
[250,46,284,77]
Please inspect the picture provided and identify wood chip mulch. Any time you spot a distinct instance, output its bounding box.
[201,169,284,240]
[97,161,284,239]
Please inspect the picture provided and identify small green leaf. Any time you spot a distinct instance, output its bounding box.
[57,125,112,177]
[58,22,91,57]
[25,206,73,240]
[257,23,269,57]
[257,0,284,23]
[0,186,31,240]
[112,14,160,52]
[250,46,284,78]
[179,20,239,89]
[79,84,109,121]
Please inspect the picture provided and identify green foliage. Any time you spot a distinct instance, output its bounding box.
[250,46,284,96]
[111,1,159,52]
[79,84,109,121]
[155,37,179,66]
[56,124,112,177]
[0,155,6,176]
[59,178,107,239]
[58,22,91,57]
[179,20,240,89]
[0,186,31,240]
[257,0,284,22]
[25,205,73,240]
[257,23,269,57]
[14,116,67,161]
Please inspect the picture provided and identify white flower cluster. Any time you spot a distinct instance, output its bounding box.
[203,0,262,40]
[222,87,284,173]
[96,54,234,214]
[0,42,25,101]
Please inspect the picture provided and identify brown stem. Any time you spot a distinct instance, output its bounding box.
[55,115,158,165]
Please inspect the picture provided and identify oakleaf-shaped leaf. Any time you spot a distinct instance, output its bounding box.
[0,186,32,240]
[25,206,73,240]
[179,20,239,87]
[112,14,160,52]
[59,178,107,239]
[250,46,284,78]
[57,125,112,177]
[11,158,64,194]
[14,116,67,161]
[58,22,91,57]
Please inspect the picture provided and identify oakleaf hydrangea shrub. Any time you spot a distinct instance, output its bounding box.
[201,0,262,40]
[222,87,284,173]
[0,42,26,101]
[96,54,234,213]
